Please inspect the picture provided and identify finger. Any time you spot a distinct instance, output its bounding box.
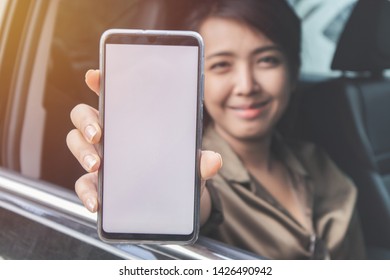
[75,172,99,212]
[66,129,100,172]
[85,69,100,96]
[70,103,101,144]
[200,150,223,180]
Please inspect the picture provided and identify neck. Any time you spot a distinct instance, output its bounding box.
[214,126,274,171]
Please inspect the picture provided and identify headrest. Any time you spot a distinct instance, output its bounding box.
[331,0,390,72]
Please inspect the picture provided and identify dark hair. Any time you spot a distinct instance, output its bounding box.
[186,0,301,80]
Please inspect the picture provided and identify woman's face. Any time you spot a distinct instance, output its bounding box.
[200,17,294,142]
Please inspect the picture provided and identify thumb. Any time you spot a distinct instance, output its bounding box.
[200,150,223,180]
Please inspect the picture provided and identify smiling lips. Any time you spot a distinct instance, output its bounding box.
[228,100,271,119]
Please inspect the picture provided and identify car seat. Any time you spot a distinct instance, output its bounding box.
[296,0,390,250]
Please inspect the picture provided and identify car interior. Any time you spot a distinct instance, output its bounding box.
[290,0,390,256]
[1,0,389,259]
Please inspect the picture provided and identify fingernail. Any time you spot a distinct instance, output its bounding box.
[85,125,97,143]
[85,69,94,79]
[84,154,98,171]
[85,197,97,212]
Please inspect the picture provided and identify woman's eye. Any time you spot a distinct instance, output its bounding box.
[256,56,281,67]
[209,61,231,72]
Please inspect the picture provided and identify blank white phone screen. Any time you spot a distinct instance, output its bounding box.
[102,43,199,235]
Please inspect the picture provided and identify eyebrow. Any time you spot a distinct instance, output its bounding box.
[206,45,282,59]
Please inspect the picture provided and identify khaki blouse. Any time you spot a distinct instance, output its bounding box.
[201,126,366,259]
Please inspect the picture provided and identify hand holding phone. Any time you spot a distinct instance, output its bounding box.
[98,29,204,243]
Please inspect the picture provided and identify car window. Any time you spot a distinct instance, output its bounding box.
[18,0,363,188]
[288,0,357,78]
[289,0,390,79]
[7,1,390,188]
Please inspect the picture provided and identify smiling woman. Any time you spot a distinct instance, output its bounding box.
[180,0,365,260]
[2,0,386,261]
[201,17,292,144]
[66,0,366,259]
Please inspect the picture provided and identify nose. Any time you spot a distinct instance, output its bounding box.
[233,64,259,96]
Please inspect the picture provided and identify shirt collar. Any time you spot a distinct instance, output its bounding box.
[272,132,310,178]
[202,126,310,184]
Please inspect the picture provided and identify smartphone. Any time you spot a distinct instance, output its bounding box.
[98,29,204,243]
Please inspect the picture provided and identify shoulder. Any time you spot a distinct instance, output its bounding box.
[283,138,357,196]
[283,138,336,174]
